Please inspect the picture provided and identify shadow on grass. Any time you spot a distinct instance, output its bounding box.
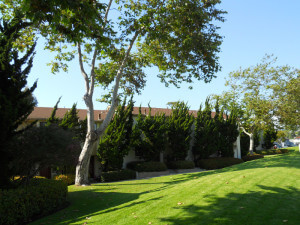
[160,185,300,225]
[31,187,163,224]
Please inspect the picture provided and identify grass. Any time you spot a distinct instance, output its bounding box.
[31,147,300,225]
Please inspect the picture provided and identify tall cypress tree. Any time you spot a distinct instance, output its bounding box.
[0,13,37,187]
[97,97,134,171]
[131,105,167,162]
[193,98,217,160]
[167,102,194,161]
[60,103,80,129]
[46,97,61,126]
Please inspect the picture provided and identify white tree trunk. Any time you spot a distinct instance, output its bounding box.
[241,127,254,155]
[75,30,139,186]
[249,133,254,155]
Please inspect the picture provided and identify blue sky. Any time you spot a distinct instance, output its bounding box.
[27,0,300,110]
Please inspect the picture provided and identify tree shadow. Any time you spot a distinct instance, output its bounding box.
[160,185,300,225]
[31,186,164,224]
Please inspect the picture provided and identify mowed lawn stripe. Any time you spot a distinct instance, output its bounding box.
[30,149,300,225]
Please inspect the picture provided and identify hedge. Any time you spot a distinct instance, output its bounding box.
[54,174,75,186]
[197,157,243,170]
[0,178,67,225]
[100,169,136,182]
[256,149,289,155]
[167,160,195,169]
[127,161,168,172]
[242,154,264,162]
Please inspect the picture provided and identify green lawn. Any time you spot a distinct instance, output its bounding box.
[31,147,300,225]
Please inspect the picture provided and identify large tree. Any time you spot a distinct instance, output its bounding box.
[0,11,37,188]
[3,0,226,185]
[216,55,299,154]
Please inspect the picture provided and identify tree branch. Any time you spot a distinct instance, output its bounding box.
[96,30,140,135]
[240,126,251,137]
[78,44,89,93]
[89,0,113,97]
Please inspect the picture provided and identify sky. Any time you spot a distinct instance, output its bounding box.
[27,0,300,111]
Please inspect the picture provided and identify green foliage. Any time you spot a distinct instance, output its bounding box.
[0,178,67,225]
[263,126,277,149]
[0,12,37,188]
[166,161,195,170]
[167,102,194,161]
[54,174,75,186]
[193,99,216,159]
[22,0,107,43]
[217,55,299,153]
[97,97,134,171]
[242,154,264,162]
[193,98,239,159]
[197,157,243,170]
[215,101,239,157]
[131,106,167,161]
[46,97,61,126]
[126,161,167,172]
[60,103,80,130]
[256,149,289,155]
[9,124,81,183]
[99,169,136,182]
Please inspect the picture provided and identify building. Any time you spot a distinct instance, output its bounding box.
[27,106,241,179]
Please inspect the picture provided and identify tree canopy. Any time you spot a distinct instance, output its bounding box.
[0,11,37,188]
[215,55,299,153]
[1,0,227,185]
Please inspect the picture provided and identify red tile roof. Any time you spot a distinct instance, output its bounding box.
[28,106,218,121]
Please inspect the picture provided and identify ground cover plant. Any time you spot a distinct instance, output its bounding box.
[30,147,300,225]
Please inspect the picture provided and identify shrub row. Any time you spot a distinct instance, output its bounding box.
[197,157,243,170]
[242,154,264,162]
[54,174,75,186]
[0,178,67,225]
[99,169,136,182]
[167,160,195,169]
[256,149,289,155]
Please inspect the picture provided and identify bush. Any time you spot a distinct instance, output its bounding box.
[257,149,289,155]
[0,178,67,225]
[100,169,136,182]
[54,174,75,185]
[167,160,195,169]
[127,161,167,172]
[242,154,264,162]
[197,157,243,170]
[280,149,289,153]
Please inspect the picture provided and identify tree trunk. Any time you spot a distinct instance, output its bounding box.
[75,30,138,186]
[75,92,97,185]
[249,133,254,155]
[240,126,254,155]
[75,132,98,185]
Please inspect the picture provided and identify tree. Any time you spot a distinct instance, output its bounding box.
[2,0,226,185]
[216,55,299,154]
[263,125,277,149]
[46,97,61,126]
[131,105,167,162]
[97,97,134,171]
[168,102,194,161]
[0,11,37,188]
[193,98,239,159]
[10,124,81,184]
[193,99,217,160]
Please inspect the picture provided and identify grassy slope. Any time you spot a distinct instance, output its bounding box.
[31,148,300,225]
